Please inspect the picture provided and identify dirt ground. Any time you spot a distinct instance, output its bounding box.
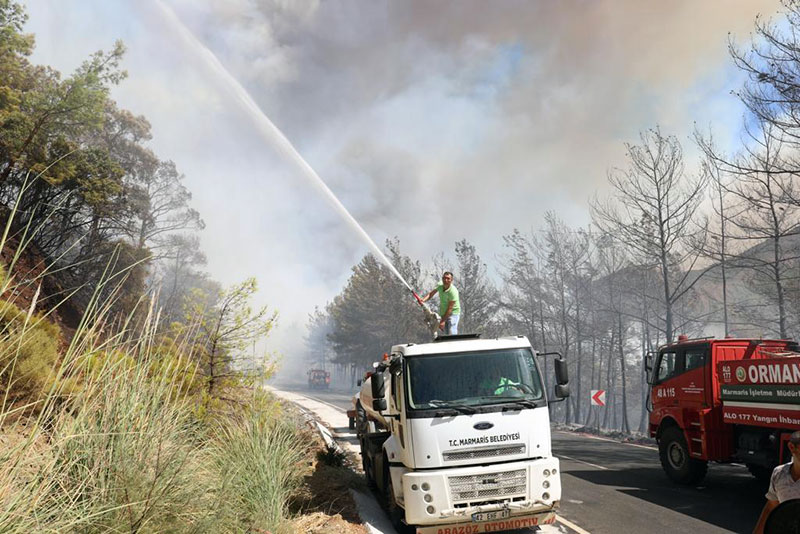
[284,403,369,534]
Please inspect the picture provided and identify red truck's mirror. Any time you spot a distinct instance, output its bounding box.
[644,353,655,384]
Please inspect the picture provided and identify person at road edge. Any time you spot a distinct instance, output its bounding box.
[753,430,800,534]
[420,271,461,335]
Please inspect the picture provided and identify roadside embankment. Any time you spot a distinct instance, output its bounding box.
[268,386,399,534]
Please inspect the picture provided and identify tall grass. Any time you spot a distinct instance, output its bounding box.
[212,414,308,533]
[0,190,307,533]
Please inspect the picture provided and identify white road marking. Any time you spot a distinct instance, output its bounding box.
[556,514,592,534]
[305,394,348,413]
[555,430,658,451]
[559,454,609,471]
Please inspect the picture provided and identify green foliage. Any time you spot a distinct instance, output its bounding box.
[48,354,217,533]
[0,2,207,320]
[0,300,301,534]
[0,7,307,532]
[180,278,278,404]
[326,239,428,369]
[453,239,501,335]
[0,298,60,401]
[211,412,307,533]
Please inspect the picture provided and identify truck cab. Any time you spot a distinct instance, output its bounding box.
[357,334,569,534]
[647,336,800,485]
[307,369,330,390]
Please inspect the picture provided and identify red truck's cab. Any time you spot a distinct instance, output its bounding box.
[307,369,331,390]
[647,336,800,484]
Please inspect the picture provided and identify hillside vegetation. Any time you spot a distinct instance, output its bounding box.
[0,2,321,532]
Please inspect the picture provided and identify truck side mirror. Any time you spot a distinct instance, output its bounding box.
[371,371,385,399]
[555,384,570,399]
[554,358,569,386]
[373,398,387,412]
[644,352,653,385]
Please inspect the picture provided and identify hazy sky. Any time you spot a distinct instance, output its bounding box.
[22,0,780,355]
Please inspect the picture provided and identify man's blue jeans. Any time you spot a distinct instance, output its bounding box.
[445,314,460,335]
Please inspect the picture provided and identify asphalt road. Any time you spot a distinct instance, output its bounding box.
[278,383,769,534]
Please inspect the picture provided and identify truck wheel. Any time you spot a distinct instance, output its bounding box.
[355,402,367,434]
[659,427,708,485]
[361,440,376,490]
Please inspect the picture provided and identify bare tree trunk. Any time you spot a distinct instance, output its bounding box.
[617,312,630,433]
[602,330,615,429]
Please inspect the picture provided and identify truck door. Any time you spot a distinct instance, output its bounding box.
[390,362,408,458]
[653,349,679,409]
[675,345,709,410]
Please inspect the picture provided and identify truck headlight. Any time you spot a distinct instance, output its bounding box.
[542,492,550,500]
[421,483,430,491]
[427,506,435,514]
[543,481,550,489]
[424,494,433,503]
[543,469,550,477]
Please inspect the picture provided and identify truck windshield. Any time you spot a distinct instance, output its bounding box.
[405,348,544,409]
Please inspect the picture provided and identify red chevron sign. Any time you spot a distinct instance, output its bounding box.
[591,390,606,406]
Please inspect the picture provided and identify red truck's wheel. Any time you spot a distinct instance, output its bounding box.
[659,427,708,485]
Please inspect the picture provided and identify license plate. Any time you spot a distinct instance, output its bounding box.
[471,509,510,522]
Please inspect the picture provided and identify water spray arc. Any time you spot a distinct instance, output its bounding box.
[152,1,439,332]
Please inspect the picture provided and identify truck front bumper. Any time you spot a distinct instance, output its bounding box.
[413,511,556,534]
[398,457,560,527]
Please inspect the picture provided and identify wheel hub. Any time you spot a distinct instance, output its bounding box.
[668,443,685,468]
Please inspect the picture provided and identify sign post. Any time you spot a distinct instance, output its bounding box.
[590,390,606,432]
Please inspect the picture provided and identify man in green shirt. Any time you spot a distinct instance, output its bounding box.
[420,271,461,335]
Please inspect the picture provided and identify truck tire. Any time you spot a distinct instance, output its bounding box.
[355,402,368,434]
[361,439,377,490]
[659,427,708,485]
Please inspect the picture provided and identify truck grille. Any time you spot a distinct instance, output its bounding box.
[448,469,527,503]
[443,444,525,462]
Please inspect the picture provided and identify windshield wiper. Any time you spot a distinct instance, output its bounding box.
[427,399,476,414]
[503,398,539,409]
[473,396,540,409]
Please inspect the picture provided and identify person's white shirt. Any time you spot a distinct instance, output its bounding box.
[766,462,800,503]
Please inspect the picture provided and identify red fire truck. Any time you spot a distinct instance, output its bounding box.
[307,369,330,390]
[646,336,800,484]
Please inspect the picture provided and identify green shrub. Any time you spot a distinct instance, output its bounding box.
[46,351,219,533]
[212,412,307,533]
[0,299,61,402]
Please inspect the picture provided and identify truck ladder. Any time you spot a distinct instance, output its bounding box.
[684,410,706,458]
